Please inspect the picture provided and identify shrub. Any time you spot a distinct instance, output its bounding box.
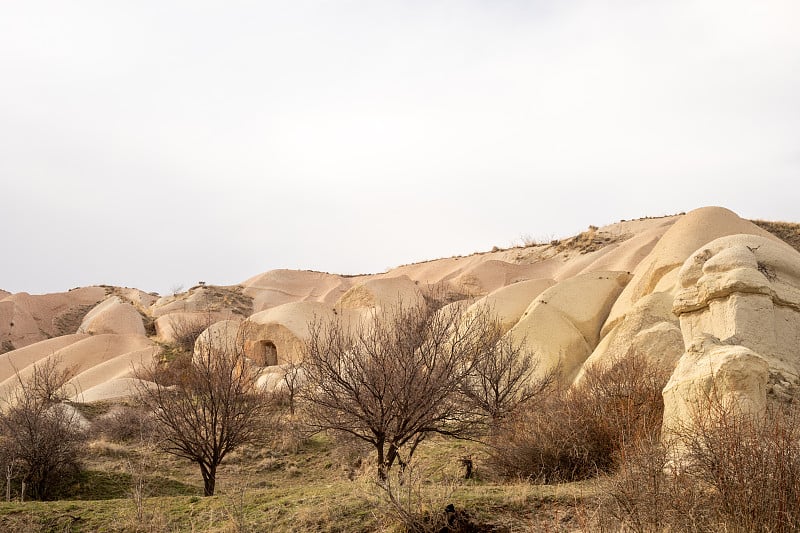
[488,353,670,482]
[169,314,213,353]
[609,439,714,533]
[91,405,157,443]
[683,400,800,532]
[135,327,273,496]
[302,300,504,479]
[611,398,800,532]
[370,463,488,533]
[0,357,86,500]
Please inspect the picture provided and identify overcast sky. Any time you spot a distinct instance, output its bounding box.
[2,1,799,295]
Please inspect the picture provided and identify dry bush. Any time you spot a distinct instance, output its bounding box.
[683,401,800,532]
[461,331,555,425]
[169,313,214,353]
[609,439,714,533]
[611,398,800,532]
[488,353,670,482]
[0,357,86,500]
[91,405,157,443]
[751,219,800,253]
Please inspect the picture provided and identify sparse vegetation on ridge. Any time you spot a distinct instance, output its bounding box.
[751,219,800,253]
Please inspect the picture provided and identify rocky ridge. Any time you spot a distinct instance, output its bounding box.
[2,206,800,442]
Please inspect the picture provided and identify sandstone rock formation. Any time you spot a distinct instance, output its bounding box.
[0,333,156,403]
[660,233,800,442]
[78,296,146,336]
[463,279,556,333]
[0,287,106,352]
[3,205,800,448]
[193,319,243,360]
[506,271,631,383]
[661,335,769,443]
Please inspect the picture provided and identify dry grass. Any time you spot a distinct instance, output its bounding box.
[52,304,96,336]
[9,348,800,531]
[555,226,629,255]
[751,219,800,253]
[0,422,610,532]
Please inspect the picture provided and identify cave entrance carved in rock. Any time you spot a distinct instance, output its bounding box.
[254,340,278,366]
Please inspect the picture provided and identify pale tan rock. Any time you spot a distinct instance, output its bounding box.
[256,363,307,392]
[662,232,800,449]
[506,271,631,383]
[0,334,89,383]
[154,311,230,344]
[448,260,549,296]
[151,285,252,318]
[244,301,337,365]
[336,275,423,310]
[662,335,768,443]
[111,288,158,309]
[673,234,800,379]
[242,269,356,312]
[576,292,683,383]
[78,296,146,336]
[76,377,151,403]
[0,334,156,401]
[67,346,156,401]
[603,207,782,338]
[193,319,243,359]
[463,279,556,333]
[556,218,676,280]
[0,287,106,350]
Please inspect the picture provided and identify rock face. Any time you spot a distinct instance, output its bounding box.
[507,271,631,383]
[603,207,782,338]
[661,233,800,447]
[463,279,556,334]
[243,302,335,366]
[4,206,800,422]
[336,276,423,310]
[661,335,769,443]
[0,334,157,403]
[673,234,800,378]
[577,291,683,382]
[193,319,243,361]
[0,287,106,352]
[78,296,146,336]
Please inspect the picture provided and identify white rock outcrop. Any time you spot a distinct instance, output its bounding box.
[662,232,800,447]
[662,335,768,443]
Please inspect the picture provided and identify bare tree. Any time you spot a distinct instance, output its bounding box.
[135,326,272,496]
[280,361,304,417]
[461,327,555,424]
[302,300,505,478]
[0,356,85,500]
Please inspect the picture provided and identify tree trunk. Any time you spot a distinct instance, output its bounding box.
[199,462,217,496]
[376,437,388,480]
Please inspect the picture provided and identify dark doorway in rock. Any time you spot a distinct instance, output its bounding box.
[256,340,278,366]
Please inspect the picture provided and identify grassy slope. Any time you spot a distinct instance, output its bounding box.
[0,428,607,532]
